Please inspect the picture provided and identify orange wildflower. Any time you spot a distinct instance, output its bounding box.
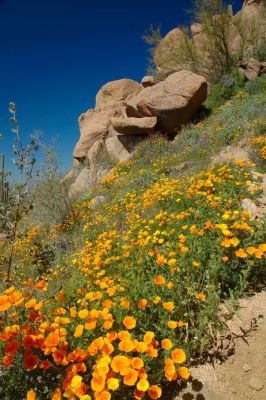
[162,302,175,311]
[4,339,20,355]
[167,320,177,329]
[123,316,136,330]
[171,348,186,364]
[132,357,144,370]
[138,299,148,309]
[91,375,105,392]
[119,339,135,352]
[111,355,130,373]
[26,390,36,400]
[143,331,154,344]
[196,292,206,301]
[0,295,11,312]
[123,368,138,386]
[235,248,248,258]
[178,366,190,380]
[161,339,173,350]
[154,275,165,285]
[44,332,60,347]
[148,385,162,399]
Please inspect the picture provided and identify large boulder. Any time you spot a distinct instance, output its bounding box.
[68,168,91,198]
[111,116,157,135]
[73,105,122,160]
[154,28,187,75]
[245,58,261,80]
[125,70,207,134]
[95,78,141,109]
[232,0,266,59]
[73,78,142,159]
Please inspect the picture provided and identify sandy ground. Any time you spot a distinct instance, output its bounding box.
[176,291,266,400]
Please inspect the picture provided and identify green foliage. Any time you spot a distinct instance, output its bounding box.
[244,74,266,95]
[28,146,74,226]
[0,154,9,210]
[0,102,39,281]
[204,69,245,109]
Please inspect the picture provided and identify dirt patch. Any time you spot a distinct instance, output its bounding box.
[176,291,266,400]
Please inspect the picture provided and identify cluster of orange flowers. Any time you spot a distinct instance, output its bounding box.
[0,160,265,400]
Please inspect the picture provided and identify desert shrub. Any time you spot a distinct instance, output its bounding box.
[204,69,245,109]
[0,103,39,281]
[244,74,266,95]
[28,147,74,226]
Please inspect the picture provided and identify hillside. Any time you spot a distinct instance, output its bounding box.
[0,74,265,399]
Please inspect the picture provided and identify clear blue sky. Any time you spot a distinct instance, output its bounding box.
[0,0,242,173]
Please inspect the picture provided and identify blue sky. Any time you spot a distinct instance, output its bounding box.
[0,0,243,173]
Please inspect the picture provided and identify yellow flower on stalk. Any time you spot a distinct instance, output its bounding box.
[246,246,256,255]
[71,375,83,389]
[167,320,177,329]
[74,324,84,338]
[153,296,161,304]
[107,377,119,390]
[137,378,150,391]
[230,237,240,247]
[163,302,175,311]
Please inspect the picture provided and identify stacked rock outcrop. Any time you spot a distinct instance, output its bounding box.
[68,70,207,197]
[154,0,266,79]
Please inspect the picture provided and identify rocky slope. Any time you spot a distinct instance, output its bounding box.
[67,0,266,198]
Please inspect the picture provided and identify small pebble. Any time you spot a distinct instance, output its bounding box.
[242,363,252,372]
[249,377,264,391]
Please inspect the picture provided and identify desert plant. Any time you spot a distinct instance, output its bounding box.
[0,154,9,206]
[28,145,75,226]
[0,102,39,281]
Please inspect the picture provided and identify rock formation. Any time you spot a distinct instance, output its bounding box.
[68,0,265,198]
[154,0,266,80]
[68,70,208,197]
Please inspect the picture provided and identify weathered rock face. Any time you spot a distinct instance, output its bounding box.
[141,75,156,88]
[245,58,261,80]
[68,168,91,198]
[125,70,207,134]
[105,135,145,162]
[73,106,121,159]
[73,78,142,160]
[111,116,157,135]
[238,58,266,80]
[95,79,142,110]
[70,70,208,196]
